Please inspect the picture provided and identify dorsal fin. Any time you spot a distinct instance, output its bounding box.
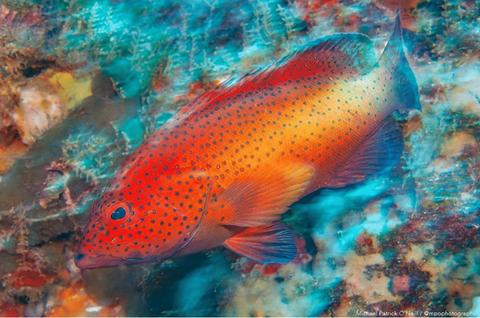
[329,116,404,188]
[175,34,376,119]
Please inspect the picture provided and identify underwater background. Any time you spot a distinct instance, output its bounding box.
[0,0,479,316]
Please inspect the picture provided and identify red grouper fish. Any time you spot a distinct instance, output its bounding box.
[75,14,420,269]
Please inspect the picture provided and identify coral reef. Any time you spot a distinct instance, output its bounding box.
[0,0,479,316]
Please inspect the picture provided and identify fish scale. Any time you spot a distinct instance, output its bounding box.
[75,14,420,269]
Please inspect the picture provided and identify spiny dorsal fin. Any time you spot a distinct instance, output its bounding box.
[175,33,377,120]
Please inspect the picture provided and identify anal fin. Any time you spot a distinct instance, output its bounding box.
[223,222,297,264]
[332,116,404,188]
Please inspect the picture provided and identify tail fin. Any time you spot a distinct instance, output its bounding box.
[379,13,421,112]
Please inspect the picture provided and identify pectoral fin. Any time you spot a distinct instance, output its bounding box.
[211,162,314,227]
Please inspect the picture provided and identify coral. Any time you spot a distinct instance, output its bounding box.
[0,2,93,172]
[45,284,124,317]
[0,301,21,317]
[222,262,323,317]
[2,69,92,146]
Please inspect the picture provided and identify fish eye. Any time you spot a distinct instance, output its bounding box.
[103,196,131,223]
[110,207,126,220]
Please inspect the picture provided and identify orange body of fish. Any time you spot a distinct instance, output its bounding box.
[75,15,420,269]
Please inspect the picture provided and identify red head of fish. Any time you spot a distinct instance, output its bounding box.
[74,149,213,268]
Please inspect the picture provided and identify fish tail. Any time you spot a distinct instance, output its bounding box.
[379,13,421,112]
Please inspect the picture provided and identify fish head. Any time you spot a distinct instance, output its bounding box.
[75,171,210,269]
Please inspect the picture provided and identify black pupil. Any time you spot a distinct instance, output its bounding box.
[111,207,126,220]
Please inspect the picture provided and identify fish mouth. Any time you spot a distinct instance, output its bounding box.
[74,235,194,269]
[74,252,161,269]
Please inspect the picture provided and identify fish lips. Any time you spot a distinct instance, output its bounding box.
[74,252,161,269]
